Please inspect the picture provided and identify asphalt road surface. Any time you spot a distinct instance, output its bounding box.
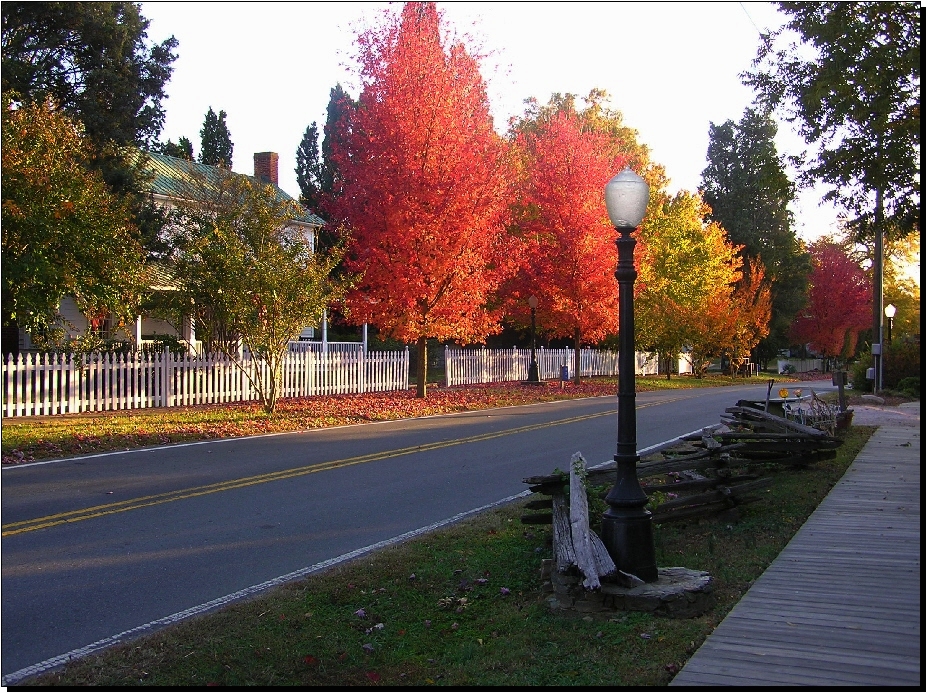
[2,382,808,682]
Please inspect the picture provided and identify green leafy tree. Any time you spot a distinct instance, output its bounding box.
[635,192,747,378]
[700,107,811,365]
[199,107,233,168]
[156,136,194,161]
[1,1,178,148]
[295,122,322,210]
[164,165,348,413]
[745,1,920,239]
[744,1,921,366]
[2,2,179,263]
[2,96,144,341]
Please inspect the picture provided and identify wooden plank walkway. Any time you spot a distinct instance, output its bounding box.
[671,423,922,687]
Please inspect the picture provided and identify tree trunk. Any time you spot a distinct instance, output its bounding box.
[573,326,581,385]
[416,335,427,398]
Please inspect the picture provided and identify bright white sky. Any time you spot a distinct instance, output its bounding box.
[141,1,845,241]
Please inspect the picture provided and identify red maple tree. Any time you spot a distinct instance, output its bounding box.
[325,3,512,397]
[789,239,871,363]
[507,110,628,382]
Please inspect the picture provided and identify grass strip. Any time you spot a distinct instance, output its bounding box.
[27,425,875,687]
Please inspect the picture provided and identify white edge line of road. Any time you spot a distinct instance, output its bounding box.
[1,424,719,685]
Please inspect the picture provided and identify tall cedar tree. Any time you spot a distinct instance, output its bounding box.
[199,107,233,168]
[700,108,810,365]
[2,96,144,339]
[326,3,511,397]
[320,84,355,200]
[789,239,871,367]
[295,122,322,211]
[157,136,194,160]
[508,110,627,383]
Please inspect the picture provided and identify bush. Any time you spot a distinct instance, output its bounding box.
[883,338,921,390]
[140,333,188,356]
[895,377,920,398]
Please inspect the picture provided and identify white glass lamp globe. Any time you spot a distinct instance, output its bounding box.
[604,167,649,228]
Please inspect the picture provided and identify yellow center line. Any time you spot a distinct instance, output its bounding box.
[3,399,677,537]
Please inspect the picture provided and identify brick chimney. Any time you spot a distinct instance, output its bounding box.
[253,152,279,186]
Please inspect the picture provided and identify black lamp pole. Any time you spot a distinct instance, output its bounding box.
[600,168,658,583]
[527,296,540,383]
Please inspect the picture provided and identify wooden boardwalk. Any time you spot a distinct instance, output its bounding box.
[671,423,922,687]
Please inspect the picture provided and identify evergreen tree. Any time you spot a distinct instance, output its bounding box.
[156,136,194,160]
[320,83,356,199]
[700,108,811,365]
[199,107,233,168]
[2,2,179,264]
[295,122,322,210]
[2,1,178,148]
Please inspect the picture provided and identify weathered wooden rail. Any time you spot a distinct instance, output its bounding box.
[523,402,846,530]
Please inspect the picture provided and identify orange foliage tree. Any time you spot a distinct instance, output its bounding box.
[505,91,665,383]
[506,109,629,383]
[636,192,745,377]
[726,258,772,371]
[789,238,871,367]
[325,3,512,397]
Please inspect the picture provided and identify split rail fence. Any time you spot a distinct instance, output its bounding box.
[444,346,658,387]
[2,348,409,417]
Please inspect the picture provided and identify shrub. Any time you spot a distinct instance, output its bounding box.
[895,376,920,398]
[140,333,188,356]
[883,338,922,390]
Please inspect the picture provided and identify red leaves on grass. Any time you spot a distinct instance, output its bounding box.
[2,381,620,464]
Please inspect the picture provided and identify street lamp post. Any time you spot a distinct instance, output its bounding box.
[885,303,896,344]
[600,167,658,583]
[527,295,540,383]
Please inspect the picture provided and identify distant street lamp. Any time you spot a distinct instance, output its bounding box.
[884,303,896,344]
[600,167,658,583]
[527,295,540,383]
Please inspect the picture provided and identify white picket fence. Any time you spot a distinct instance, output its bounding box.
[444,346,659,386]
[2,348,410,417]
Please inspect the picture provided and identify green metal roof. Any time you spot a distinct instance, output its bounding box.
[140,151,325,227]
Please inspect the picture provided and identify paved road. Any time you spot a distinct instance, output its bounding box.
[1,382,804,681]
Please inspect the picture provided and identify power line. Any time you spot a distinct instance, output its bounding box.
[739,1,765,39]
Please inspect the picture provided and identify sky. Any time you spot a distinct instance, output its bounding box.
[141,1,846,242]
